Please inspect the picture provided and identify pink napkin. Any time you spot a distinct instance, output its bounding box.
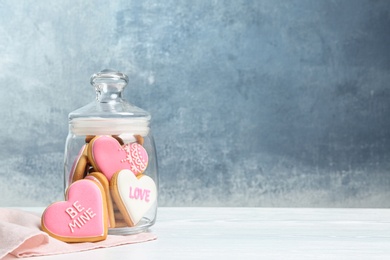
[0,208,157,259]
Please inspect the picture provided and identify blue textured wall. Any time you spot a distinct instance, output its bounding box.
[0,0,389,207]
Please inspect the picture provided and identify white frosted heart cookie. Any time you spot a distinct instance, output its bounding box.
[110,169,157,227]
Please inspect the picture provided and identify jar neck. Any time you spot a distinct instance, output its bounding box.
[95,83,125,102]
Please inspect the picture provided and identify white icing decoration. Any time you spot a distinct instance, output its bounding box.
[119,143,147,173]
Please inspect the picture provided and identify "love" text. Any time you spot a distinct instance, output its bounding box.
[129,186,151,202]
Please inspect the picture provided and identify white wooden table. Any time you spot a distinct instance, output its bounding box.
[10,207,390,259]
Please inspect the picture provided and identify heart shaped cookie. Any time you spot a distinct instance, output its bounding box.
[88,136,148,181]
[41,179,108,243]
[85,172,116,228]
[110,169,157,226]
[68,144,89,185]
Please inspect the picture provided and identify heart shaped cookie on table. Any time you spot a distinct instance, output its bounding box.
[110,169,157,227]
[88,135,148,181]
[41,179,108,243]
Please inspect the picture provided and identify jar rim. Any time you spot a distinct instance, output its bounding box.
[69,117,150,136]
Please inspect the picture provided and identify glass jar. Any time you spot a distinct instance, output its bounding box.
[64,69,158,235]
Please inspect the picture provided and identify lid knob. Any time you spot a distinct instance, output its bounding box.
[90,69,129,102]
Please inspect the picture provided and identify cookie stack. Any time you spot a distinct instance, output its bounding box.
[41,135,157,242]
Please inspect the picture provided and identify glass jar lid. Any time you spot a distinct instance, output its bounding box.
[68,69,151,136]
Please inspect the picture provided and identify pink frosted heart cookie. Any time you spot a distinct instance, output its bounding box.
[88,135,148,181]
[41,179,108,243]
[86,135,124,145]
[110,169,157,227]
